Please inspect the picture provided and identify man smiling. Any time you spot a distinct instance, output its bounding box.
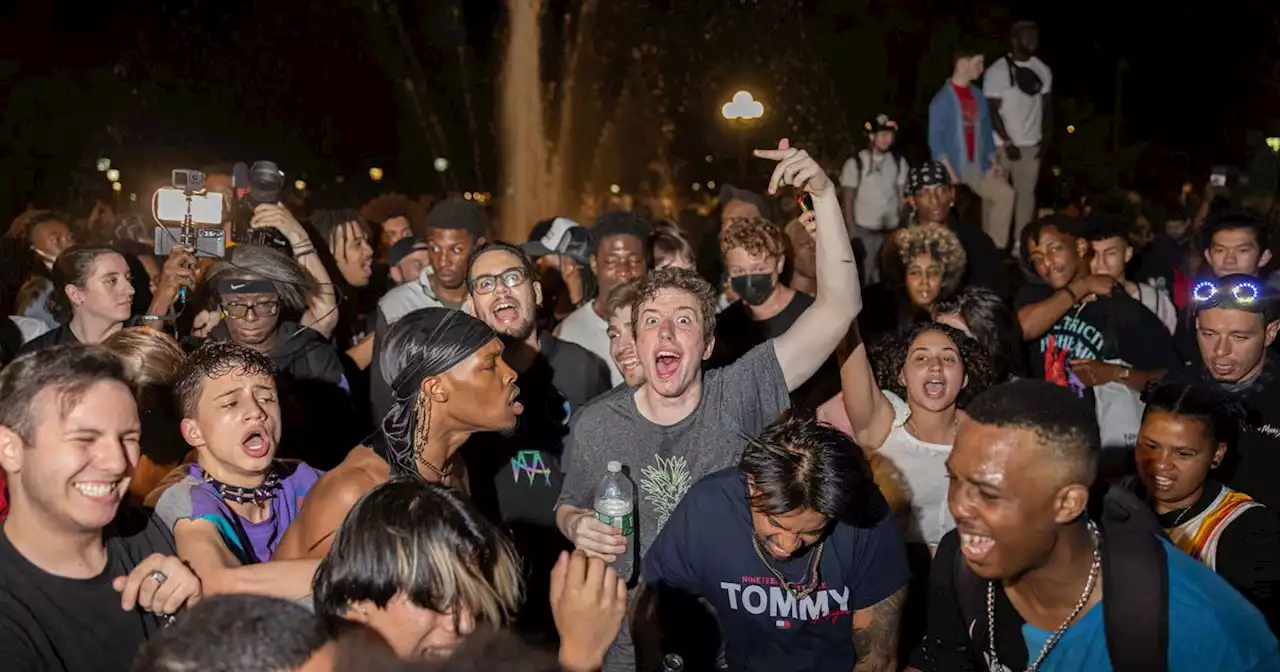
[908,379,1278,672]
[0,346,202,671]
[556,140,861,671]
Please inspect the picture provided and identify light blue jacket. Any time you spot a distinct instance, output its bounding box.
[928,81,996,176]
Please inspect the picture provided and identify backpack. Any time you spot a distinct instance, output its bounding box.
[851,150,905,183]
[953,485,1169,671]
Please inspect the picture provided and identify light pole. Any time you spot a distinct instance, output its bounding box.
[721,91,764,182]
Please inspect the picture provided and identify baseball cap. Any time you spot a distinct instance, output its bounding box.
[387,237,430,267]
[522,217,591,262]
[718,184,770,218]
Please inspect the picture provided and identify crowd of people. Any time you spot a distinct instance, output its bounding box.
[1,19,1280,672]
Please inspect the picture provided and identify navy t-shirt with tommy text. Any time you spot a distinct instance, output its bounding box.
[642,468,909,672]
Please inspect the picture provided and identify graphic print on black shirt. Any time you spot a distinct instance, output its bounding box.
[1015,284,1180,406]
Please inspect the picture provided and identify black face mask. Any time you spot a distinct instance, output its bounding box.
[731,273,775,306]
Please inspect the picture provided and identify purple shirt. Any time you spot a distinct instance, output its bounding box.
[154,460,323,564]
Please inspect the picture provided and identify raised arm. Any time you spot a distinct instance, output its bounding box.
[840,323,896,450]
[250,204,340,338]
[173,518,319,600]
[757,140,860,391]
[853,586,907,672]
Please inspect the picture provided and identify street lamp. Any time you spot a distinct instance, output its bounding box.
[721,91,764,180]
[369,167,384,182]
[96,158,111,172]
[433,157,449,172]
[105,168,120,182]
[721,91,764,121]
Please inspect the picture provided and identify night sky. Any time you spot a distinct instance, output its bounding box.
[2,0,1275,218]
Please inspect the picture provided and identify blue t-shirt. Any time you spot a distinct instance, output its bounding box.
[914,530,1280,671]
[642,468,909,672]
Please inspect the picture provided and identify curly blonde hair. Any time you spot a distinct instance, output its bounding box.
[883,225,967,296]
[718,216,785,260]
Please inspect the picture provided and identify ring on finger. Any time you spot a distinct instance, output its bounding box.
[149,570,168,585]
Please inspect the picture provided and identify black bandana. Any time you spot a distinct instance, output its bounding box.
[376,308,497,476]
[906,161,952,196]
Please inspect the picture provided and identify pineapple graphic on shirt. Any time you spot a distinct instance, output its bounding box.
[640,455,693,533]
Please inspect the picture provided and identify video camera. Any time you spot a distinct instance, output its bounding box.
[231,161,290,250]
[154,169,227,258]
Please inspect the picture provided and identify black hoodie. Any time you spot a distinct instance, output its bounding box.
[1168,354,1280,510]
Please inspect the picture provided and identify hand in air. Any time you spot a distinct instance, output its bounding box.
[156,246,198,298]
[755,139,832,198]
[113,553,201,616]
[251,203,307,244]
[550,550,629,672]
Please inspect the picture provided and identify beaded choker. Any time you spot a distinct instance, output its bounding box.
[202,468,282,505]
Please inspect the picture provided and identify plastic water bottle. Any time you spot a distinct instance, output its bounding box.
[593,460,635,581]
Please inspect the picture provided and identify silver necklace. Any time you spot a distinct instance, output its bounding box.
[987,519,1101,672]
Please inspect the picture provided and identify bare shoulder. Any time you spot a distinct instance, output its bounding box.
[310,447,388,506]
[276,447,388,560]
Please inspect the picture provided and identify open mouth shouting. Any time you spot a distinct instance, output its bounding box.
[491,298,522,326]
[654,348,683,381]
[959,529,996,563]
[508,385,525,415]
[241,426,273,460]
[921,375,949,400]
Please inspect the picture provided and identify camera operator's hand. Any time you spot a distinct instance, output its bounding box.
[550,551,628,672]
[251,204,308,246]
[154,246,198,302]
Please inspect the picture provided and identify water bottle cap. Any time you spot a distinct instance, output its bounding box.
[607,461,622,473]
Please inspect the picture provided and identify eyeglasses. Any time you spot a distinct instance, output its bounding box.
[470,267,529,295]
[1192,279,1263,308]
[223,300,280,319]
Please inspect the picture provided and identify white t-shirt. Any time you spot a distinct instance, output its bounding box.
[874,391,954,548]
[839,150,908,232]
[982,55,1053,147]
[1131,282,1177,334]
[554,301,622,386]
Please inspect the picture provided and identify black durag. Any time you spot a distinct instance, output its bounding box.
[376,307,497,476]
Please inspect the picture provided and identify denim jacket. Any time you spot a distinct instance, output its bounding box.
[928,81,995,176]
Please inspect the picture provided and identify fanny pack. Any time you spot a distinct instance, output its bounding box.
[1008,57,1043,96]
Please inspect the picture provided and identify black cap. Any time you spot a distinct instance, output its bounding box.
[718,184,769,218]
[387,237,429,267]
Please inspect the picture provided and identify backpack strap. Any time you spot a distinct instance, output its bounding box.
[1100,491,1170,672]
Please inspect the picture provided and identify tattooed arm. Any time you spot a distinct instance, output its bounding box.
[852,586,907,672]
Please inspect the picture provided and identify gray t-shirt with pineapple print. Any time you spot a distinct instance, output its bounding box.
[556,340,789,672]
[558,340,788,556]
